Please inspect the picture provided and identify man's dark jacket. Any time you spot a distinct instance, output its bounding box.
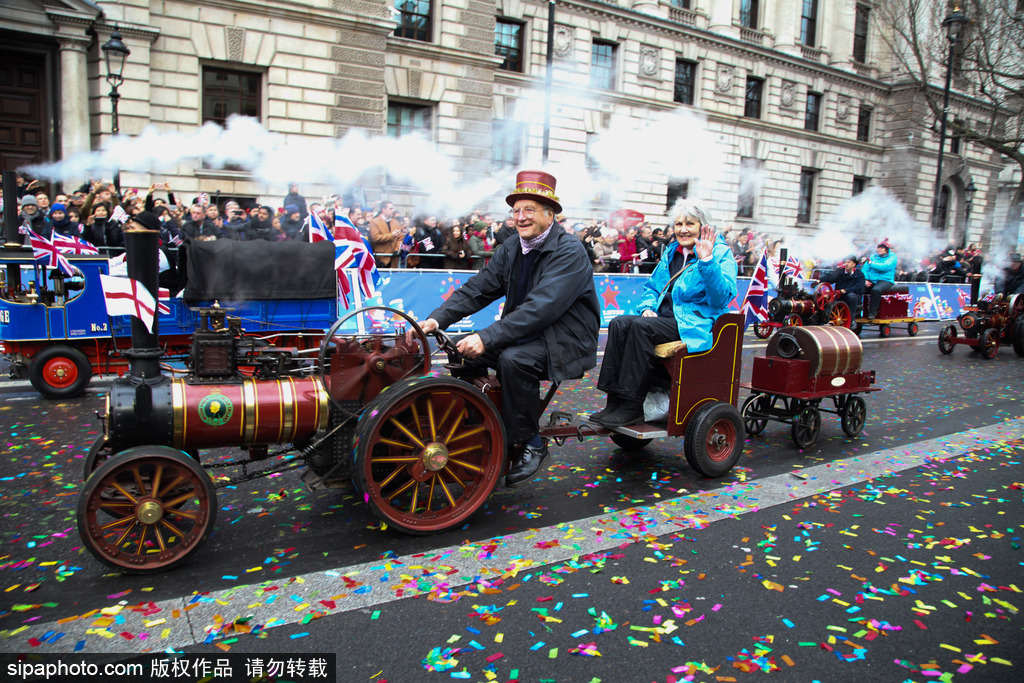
[427,226,600,382]
[821,267,866,297]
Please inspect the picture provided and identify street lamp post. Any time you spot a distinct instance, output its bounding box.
[931,6,968,234]
[101,30,130,195]
[962,178,977,249]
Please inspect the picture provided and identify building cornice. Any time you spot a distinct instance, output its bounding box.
[548,0,890,96]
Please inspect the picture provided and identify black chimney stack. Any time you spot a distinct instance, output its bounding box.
[123,227,163,381]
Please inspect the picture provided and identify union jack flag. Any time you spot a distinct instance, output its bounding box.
[782,254,802,280]
[308,211,331,243]
[51,232,100,255]
[334,216,380,303]
[740,249,771,331]
[29,231,75,276]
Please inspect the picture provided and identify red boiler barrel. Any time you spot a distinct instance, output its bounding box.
[766,326,862,377]
[170,377,329,449]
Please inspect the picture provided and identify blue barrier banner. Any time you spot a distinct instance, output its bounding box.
[351,270,972,331]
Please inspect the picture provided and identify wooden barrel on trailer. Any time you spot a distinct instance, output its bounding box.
[766,325,862,377]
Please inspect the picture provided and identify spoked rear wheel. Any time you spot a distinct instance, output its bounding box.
[938,324,958,354]
[825,301,853,328]
[77,447,216,573]
[352,376,506,534]
[753,322,774,339]
[741,394,770,436]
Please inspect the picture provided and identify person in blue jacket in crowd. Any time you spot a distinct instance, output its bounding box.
[589,198,738,428]
[862,240,898,319]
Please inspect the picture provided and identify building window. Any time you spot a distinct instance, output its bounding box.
[673,59,696,105]
[492,119,524,169]
[800,0,819,46]
[744,76,764,118]
[495,20,524,73]
[737,157,760,218]
[950,135,962,154]
[856,106,872,142]
[669,0,691,7]
[387,102,432,138]
[804,92,821,131]
[740,0,759,29]
[202,67,261,127]
[797,168,816,223]
[853,4,870,63]
[666,179,689,211]
[591,41,617,90]
[394,0,432,42]
[852,176,868,196]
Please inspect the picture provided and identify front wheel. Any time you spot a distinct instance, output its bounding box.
[753,322,773,339]
[840,396,867,437]
[825,301,853,329]
[77,447,216,574]
[783,314,803,328]
[30,346,92,399]
[741,394,769,436]
[351,376,505,535]
[683,402,743,478]
[938,325,958,354]
[980,328,999,359]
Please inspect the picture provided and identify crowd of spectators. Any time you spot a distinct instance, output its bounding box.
[6,173,1019,293]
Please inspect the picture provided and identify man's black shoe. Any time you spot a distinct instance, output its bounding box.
[589,393,622,423]
[591,400,645,428]
[505,439,549,487]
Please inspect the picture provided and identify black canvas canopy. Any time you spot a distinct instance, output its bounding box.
[181,239,337,301]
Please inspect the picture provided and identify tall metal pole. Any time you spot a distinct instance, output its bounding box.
[110,85,122,195]
[542,0,555,164]
[930,41,956,233]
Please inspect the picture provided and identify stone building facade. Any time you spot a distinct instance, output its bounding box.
[0,0,1012,252]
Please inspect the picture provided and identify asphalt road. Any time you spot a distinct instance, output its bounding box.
[0,322,1021,682]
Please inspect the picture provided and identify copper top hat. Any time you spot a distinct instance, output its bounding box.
[505,170,562,214]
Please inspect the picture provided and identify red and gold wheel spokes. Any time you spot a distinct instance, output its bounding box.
[363,387,503,531]
[828,302,852,328]
[79,454,214,572]
[813,283,835,311]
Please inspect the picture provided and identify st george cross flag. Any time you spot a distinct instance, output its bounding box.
[740,249,771,331]
[29,231,75,276]
[51,232,100,255]
[99,274,158,333]
[308,211,331,243]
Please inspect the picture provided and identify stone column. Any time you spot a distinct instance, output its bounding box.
[56,36,91,165]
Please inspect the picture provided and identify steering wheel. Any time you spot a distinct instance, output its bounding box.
[813,282,835,311]
[317,306,431,412]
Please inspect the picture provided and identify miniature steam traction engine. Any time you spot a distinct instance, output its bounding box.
[754,280,854,339]
[938,293,1024,359]
[78,230,750,574]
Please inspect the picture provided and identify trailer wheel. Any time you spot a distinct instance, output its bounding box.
[741,394,769,436]
[979,328,999,359]
[852,322,863,336]
[753,322,773,339]
[30,346,92,399]
[352,376,505,535]
[879,324,891,338]
[840,396,867,437]
[790,407,821,449]
[611,433,653,451]
[683,402,743,478]
[1013,319,1024,358]
[908,322,919,336]
[77,446,216,574]
[938,325,958,354]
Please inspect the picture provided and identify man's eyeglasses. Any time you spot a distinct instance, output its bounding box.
[509,207,539,218]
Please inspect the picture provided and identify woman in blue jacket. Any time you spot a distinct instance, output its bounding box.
[590,199,738,428]
[862,241,898,318]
